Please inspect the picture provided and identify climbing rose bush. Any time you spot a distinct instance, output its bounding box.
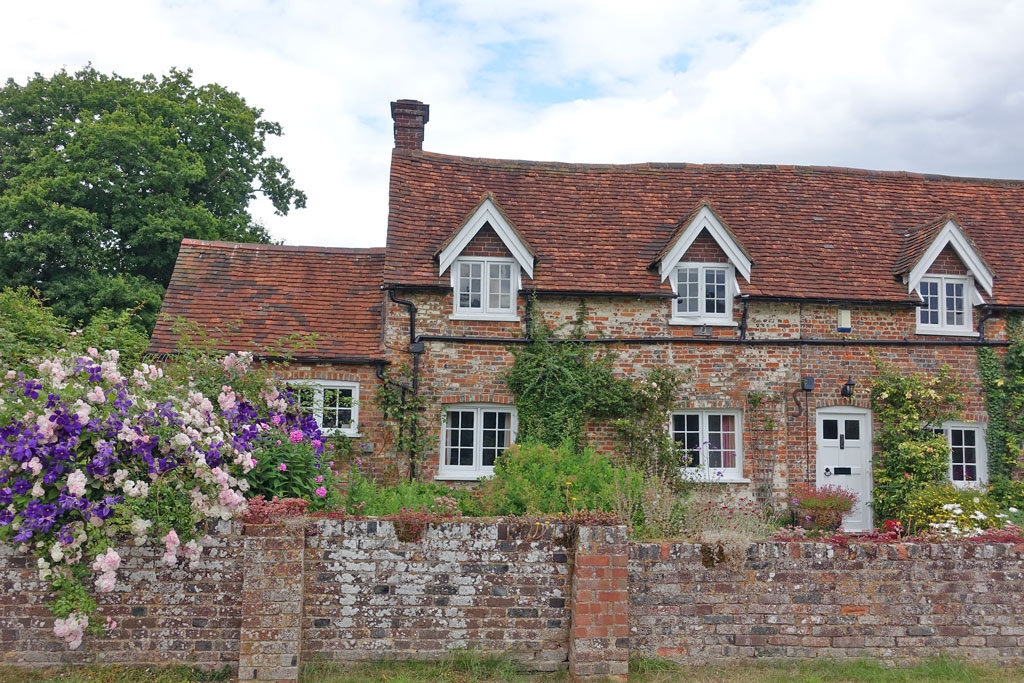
[0,348,321,648]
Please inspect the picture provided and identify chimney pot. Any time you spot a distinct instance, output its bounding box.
[390,99,430,150]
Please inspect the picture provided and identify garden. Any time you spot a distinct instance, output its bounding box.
[2,287,1024,654]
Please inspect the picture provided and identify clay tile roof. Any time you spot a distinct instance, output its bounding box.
[653,199,752,266]
[892,212,994,279]
[384,150,1024,305]
[150,239,386,361]
[434,191,537,259]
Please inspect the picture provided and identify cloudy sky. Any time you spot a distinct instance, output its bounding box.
[5,1,1024,247]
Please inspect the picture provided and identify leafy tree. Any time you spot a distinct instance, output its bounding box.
[0,66,307,331]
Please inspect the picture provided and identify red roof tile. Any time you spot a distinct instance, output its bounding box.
[150,240,386,360]
[384,151,1024,305]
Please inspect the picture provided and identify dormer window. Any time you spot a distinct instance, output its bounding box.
[895,215,993,338]
[453,257,519,319]
[655,201,751,327]
[917,275,971,334]
[671,263,734,324]
[437,194,535,322]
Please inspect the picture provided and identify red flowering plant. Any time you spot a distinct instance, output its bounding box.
[788,485,858,531]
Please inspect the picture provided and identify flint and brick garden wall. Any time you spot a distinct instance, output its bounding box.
[4,520,1024,681]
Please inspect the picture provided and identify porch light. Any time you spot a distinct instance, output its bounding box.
[841,377,856,398]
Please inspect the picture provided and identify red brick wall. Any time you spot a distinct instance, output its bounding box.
[630,540,1024,663]
[680,229,729,263]
[381,290,1005,496]
[460,224,513,259]
[928,245,970,276]
[5,524,1024,677]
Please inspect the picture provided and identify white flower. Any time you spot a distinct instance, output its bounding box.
[67,470,87,497]
[1010,507,1019,514]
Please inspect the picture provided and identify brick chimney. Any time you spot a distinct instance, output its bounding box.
[390,99,430,150]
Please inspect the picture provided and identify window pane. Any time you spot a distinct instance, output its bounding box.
[672,413,702,467]
[706,413,737,469]
[919,280,939,325]
[459,262,483,309]
[844,419,860,441]
[481,410,512,467]
[488,263,514,312]
[823,419,839,440]
[322,388,353,429]
[945,282,965,327]
[676,267,699,314]
[704,268,727,315]
[446,410,475,467]
[949,428,978,483]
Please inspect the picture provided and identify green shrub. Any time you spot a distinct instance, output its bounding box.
[248,438,342,512]
[480,441,627,515]
[903,483,999,535]
[342,471,470,516]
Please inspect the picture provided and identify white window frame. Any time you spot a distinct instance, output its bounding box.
[669,263,737,326]
[291,380,359,437]
[670,410,745,482]
[450,256,520,321]
[934,421,987,488]
[915,274,976,336]
[437,404,518,480]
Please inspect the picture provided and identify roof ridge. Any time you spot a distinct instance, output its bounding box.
[181,239,386,255]
[401,150,1024,186]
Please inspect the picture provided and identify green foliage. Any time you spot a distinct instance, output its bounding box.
[245,439,342,512]
[977,316,1024,499]
[374,363,432,480]
[870,360,964,523]
[0,286,149,373]
[341,471,472,516]
[114,479,200,544]
[479,441,637,516]
[903,483,999,536]
[611,367,686,472]
[506,302,634,449]
[0,66,306,331]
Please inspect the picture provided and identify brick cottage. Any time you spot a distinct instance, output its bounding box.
[149,99,1024,531]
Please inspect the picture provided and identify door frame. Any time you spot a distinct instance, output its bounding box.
[815,406,873,530]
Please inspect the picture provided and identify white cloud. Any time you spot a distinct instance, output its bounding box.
[4,0,1024,248]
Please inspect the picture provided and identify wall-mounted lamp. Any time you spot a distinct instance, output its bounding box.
[841,377,856,398]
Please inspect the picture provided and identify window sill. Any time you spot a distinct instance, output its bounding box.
[450,314,520,322]
[682,474,751,484]
[915,327,979,337]
[321,430,360,438]
[669,319,738,327]
[435,472,492,482]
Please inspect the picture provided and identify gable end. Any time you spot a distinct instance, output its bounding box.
[657,202,752,283]
[437,194,535,279]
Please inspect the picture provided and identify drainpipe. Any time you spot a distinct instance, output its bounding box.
[739,295,750,341]
[977,307,996,342]
[386,288,423,481]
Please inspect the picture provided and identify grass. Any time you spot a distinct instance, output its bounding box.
[0,664,231,683]
[4,656,1024,683]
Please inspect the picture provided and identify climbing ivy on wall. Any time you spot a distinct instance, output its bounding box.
[869,360,964,522]
[506,302,635,449]
[977,314,1024,504]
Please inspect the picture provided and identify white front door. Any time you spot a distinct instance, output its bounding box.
[816,408,873,532]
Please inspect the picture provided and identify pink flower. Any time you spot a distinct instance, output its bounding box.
[271,415,283,425]
[289,429,303,444]
[327,443,334,450]
[278,462,287,471]
[311,439,322,449]
[315,475,323,483]
[315,487,327,498]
